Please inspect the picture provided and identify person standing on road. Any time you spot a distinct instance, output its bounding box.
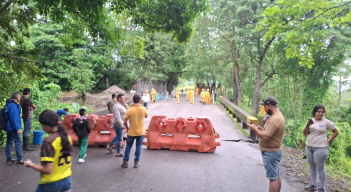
[72,108,91,164]
[106,94,118,152]
[4,92,24,164]
[142,91,150,109]
[248,97,285,192]
[303,105,339,192]
[20,88,36,151]
[121,94,148,168]
[107,94,117,114]
[214,90,217,101]
[56,108,69,120]
[111,94,129,157]
[24,110,72,192]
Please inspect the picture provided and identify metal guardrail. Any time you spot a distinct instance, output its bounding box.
[219,96,258,142]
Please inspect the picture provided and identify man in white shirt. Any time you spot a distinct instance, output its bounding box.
[142,90,150,109]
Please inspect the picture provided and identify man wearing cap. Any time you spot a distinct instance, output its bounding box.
[121,94,148,168]
[248,97,285,192]
[20,88,36,151]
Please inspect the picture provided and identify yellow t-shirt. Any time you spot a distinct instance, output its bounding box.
[125,105,148,136]
[39,132,72,184]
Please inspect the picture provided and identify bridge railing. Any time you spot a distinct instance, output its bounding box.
[219,96,258,142]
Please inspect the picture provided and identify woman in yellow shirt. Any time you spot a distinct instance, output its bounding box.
[24,110,72,192]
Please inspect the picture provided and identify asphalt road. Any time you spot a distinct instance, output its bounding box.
[0,93,301,192]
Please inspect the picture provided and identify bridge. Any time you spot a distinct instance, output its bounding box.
[0,93,303,192]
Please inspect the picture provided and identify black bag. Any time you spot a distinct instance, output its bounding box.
[0,106,8,131]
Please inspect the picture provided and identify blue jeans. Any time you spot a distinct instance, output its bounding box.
[6,131,23,161]
[23,118,33,137]
[36,176,72,192]
[109,136,117,148]
[113,125,124,154]
[143,102,148,109]
[123,135,145,162]
[261,150,282,180]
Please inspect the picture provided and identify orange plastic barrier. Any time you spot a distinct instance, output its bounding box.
[63,114,126,148]
[143,116,220,152]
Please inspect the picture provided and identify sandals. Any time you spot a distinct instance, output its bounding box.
[115,153,124,157]
[16,160,24,164]
[106,146,113,153]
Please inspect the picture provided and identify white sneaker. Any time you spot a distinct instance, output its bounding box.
[78,158,85,164]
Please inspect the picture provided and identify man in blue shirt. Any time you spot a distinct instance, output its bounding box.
[4,92,24,164]
[56,108,69,119]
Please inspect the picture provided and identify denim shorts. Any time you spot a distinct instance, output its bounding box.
[36,176,72,192]
[262,150,282,180]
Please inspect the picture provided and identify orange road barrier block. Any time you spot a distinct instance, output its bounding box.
[143,116,221,152]
[63,114,126,147]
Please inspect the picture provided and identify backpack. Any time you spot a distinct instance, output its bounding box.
[0,105,8,131]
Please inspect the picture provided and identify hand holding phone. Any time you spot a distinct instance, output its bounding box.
[306,118,314,127]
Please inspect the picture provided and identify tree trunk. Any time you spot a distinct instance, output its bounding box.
[166,72,174,93]
[252,61,262,115]
[338,75,342,108]
[230,42,241,105]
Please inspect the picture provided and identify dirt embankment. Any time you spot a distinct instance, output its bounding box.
[58,85,132,110]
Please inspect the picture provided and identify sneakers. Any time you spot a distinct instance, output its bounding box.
[134,161,140,168]
[78,158,85,164]
[304,185,318,191]
[121,160,128,168]
[317,188,325,192]
[6,159,16,165]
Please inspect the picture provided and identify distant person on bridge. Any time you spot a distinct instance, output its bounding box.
[151,88,157,103]
[248,97,285,192]
[142,90,150,109]
[24,110,72,192]
[140,89,144,95]
[303,105,339,192]
[200,89,206,104]
[189,89,194,104]
[111,94,129,157]
[186,88,190,101]
[56,108,69,120]
[121,94,148,168]
[206,89,211,104]
[72,108,91,164]
[214,90,217,101]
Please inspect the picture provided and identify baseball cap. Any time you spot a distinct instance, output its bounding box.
[260,97,278,105]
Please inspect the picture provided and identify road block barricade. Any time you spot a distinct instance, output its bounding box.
[63,114,126,148]
[143,116,220,153]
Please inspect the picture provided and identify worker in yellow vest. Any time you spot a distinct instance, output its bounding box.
[176,90,180,101]
[200,89,206,104]
[186,88,190,101]
[189,89,194,104]
[151,88,157,103]
[206,89,211,104]
[195,87,199,97]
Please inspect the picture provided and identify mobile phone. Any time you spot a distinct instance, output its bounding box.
[308,118,313,122]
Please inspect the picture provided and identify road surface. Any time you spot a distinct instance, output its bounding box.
[0,93,302,192]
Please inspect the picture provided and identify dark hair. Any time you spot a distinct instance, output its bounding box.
[112,94,116,99]
[39,110,71,157]
[312,104,326,117]
[117,94,124,100]
[12,92,21,99]
[63,108,69,112]
[23,88,31,95]
[79,108,86,116]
